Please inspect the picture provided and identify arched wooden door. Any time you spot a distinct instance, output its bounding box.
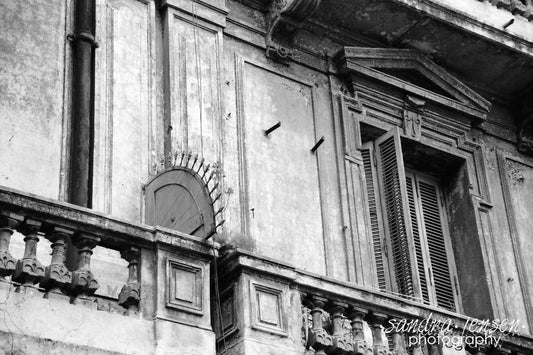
[144,168,215,238]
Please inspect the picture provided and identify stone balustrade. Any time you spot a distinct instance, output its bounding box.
[301,290,525,355]
[0,185,215,316]
[216,249,533,355]
[0,207,141,311]
[478,0,533,21]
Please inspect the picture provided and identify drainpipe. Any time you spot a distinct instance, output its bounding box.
[68,0,97,208]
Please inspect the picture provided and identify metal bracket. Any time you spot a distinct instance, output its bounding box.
[67,32,99,48]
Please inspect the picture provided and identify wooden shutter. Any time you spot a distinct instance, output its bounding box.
[416,177,457,311]
[375,128,418,297]
[405,172,430,305]
[361,142,387,290]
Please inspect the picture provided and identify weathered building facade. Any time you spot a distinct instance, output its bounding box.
[1,0,533,354]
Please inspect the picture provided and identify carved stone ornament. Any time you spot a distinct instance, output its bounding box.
[265,0,321,64]
[403,95,426,141]
[517,116,533,156]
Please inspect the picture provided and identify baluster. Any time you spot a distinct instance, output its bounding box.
[307,296,333,355]
[0,212,23,281]
[388,317,408,355]
[368,312,389,355]
[428,344,440,355]
[13,219,45,292]
[328,302,352,354]
[411,345,424,355]
[40,226,73,299]
[348,307,368,355]
[390,331,408,355]
[70,233,100,306]
[118,247,141,315]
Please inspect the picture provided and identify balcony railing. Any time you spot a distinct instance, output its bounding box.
[218,250,533,355]
[478,0,533,20]
[0,185,215,314]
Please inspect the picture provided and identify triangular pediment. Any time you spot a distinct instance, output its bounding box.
[336,47,491,122]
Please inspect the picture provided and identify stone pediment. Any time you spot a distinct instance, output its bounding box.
[336,47,491,123]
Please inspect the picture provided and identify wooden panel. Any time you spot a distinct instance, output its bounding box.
[417,177,456,311]
[144,168,215,237]
[93,0,155,221]
[167,12,222,164]
[405,173,429,304]
[375,128,418,297]
[361,146,387,290]
[340,96,378,286]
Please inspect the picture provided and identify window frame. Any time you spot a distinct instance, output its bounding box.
[360,126,462,312]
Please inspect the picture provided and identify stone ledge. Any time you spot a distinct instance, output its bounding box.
[0,185,218,258]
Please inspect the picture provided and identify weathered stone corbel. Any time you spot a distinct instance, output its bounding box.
[403,95,426,141]
[265,0,321,64]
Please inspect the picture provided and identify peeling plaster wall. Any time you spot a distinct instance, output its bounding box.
[0,0,69,199]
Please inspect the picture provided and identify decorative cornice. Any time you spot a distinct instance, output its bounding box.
[265,0,321,64]
[335,47,491,125]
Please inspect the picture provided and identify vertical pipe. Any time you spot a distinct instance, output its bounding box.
[69,0,96,207]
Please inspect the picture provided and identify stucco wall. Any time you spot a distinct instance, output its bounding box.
[1,0,533,342]
[0,0,69,199]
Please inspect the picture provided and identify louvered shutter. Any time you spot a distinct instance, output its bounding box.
[361,143,387,290]
[374,128,418,297]
[405,173,431,305]
[417,178,457,311]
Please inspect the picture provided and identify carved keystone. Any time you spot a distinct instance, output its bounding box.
[0,212,24,278]
[118,247,141,315]
[13,219,45,288]
[70,233,100,300]
[40,226,73,298]
[403,95,425,141]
